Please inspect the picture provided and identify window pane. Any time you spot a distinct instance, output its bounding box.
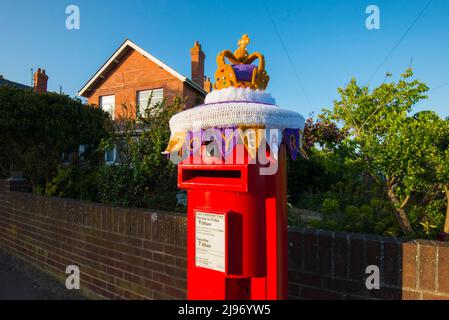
[105,149,113,162]
[137,89,163,115]
[100,95,115,119]
[100,95,114,104]
[152,89,163,98]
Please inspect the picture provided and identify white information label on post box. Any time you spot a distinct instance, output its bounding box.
[195,211,226,273]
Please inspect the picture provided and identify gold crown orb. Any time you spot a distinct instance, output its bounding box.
[214,34,270,91]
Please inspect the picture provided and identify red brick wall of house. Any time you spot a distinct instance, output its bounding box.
[85,49,203,118]
[183,82,205,109]
[2,179,449,300]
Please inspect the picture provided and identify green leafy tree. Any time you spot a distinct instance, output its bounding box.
[438,149,449,233]
[98,96,183,211]
[325,69,430,235]
[0,86,112,187]
[288,116,351,204]
[414,111,449,234]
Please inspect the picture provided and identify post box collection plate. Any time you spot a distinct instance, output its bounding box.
[195,210,227,273]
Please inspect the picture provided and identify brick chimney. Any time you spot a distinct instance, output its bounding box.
[33,68,48,94]
[190,41,205,89]
[203,76,212,93]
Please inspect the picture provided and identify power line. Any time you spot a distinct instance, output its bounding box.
[365,0,433,86]
[262,0,311,105]
[432,82,449,91]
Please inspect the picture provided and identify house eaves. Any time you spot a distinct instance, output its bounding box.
[78,39,206,97]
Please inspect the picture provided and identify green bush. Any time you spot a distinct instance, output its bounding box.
[409,199,446,238]
[0,86,112,187]
[40,165,101,202]
[290,170,402,236]
[320,198,340,216]
[33,96,184,212]
[96,97,184,211]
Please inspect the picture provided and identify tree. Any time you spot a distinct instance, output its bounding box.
[325,69,430,235]
[0,86,112,187]
[417,112,449,234]
[98,97,183,211]
[302,116,347,151]
[288,116,350,203]
[438,149,449,234]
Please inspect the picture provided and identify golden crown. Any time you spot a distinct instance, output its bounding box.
[214,34,270,91]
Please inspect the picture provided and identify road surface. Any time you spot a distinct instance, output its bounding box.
[0,248,85,300]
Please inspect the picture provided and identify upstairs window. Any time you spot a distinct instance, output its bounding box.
[99,95,115,120]
[136,89,163,116]
[104,145,117,165]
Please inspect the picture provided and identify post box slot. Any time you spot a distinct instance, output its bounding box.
[183,169,241,180]
[179,166,248,191]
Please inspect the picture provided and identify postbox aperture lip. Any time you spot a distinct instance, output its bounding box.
[178,164,248,192]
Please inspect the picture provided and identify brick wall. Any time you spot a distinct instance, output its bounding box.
[1,179,448,300]
[288,227,449,300]
[0,179,187,300]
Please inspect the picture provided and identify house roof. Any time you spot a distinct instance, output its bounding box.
[0,76,31,90]
[78,39,206,97]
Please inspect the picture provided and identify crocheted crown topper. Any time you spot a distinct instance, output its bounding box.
[214,34,270,91]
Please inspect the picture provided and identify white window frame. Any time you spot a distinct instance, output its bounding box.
[136,88,163,116]
[99,95,116,120]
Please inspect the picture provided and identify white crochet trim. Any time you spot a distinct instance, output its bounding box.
[169,102,305,133]
[205,87,276,105]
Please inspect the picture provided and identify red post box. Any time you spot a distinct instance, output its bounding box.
[178,146,288,300]
[165,34,305,300]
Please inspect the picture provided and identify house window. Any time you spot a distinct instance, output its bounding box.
[136,89,163,116]
[99,95,115,120]
[61,151,72,165]
[78,144,87,161]
[79,145,86,156]
[104,145,117,164]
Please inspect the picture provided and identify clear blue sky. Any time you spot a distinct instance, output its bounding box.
[1,0,448,117]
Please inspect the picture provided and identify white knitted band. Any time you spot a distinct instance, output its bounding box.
[204,87,276,105]
[169,101,305,133]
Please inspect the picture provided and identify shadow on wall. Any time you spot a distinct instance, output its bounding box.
[287,227,449,300]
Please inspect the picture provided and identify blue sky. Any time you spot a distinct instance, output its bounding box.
[0,0,448,117]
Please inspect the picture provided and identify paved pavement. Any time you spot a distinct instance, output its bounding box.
[0,248,85,300]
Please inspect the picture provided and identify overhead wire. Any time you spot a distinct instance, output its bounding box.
[262,0,311,106]
[364,0,433,86]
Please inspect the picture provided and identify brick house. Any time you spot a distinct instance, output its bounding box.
[78,39,212,120]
